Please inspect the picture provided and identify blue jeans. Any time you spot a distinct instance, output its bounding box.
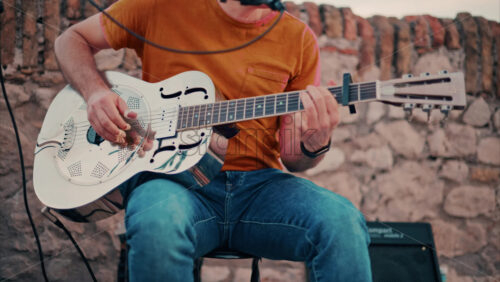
[119,167,372,282]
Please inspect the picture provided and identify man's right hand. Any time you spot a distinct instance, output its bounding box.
[86,89,135,145]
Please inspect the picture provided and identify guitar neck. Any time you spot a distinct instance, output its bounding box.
[176,81,378,131]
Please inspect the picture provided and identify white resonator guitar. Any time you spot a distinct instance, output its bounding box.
[34,70,466,222]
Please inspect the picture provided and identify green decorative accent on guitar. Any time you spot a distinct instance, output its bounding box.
[155,151,188,171]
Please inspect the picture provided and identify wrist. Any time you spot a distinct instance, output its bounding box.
[300,139,331,158]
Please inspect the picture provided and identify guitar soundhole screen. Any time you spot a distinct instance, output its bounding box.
[91,162,109,179]
[67,161,82,177]
[118,149,128,162]
[58,149,69,160]
[127,97,140,110]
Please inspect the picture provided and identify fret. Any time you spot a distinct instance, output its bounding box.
[255,97,265,117]
[186,106,194,128]
[245,97,254,119]
[193,105,201,127]
[205,103,213,125]
[265,95,275,116]
[199,104,207,127]
[350,85,358,102]
[357,84,361,102]
[276,94,287,114]
[177,107,183,129]
[227,101,236,121]
[236,99,245,120]
[219,101,228,123]
[287,92,300,111]
[212,103,220,124]
[183,106,189,128]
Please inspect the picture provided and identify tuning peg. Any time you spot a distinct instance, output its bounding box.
[439,105,451,127]
[438,70,448,75]
[402,74,413,79]
[422,104,433,123]
[420,72,431,77]
[403,103,415,121]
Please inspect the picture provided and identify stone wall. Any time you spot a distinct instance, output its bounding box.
[0,0,499,281]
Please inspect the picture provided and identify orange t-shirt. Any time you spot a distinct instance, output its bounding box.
[101,0,320,171]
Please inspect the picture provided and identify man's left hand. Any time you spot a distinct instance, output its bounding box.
[299,85,340,152]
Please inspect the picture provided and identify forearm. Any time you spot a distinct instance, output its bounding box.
[55,28,108,101]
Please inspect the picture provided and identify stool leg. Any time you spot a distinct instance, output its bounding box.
[193,257,203,282]
[250,258,260,282]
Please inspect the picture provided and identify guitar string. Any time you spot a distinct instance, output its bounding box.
[73,85,378,138]
[72,85,378,138]
[71,83,377,127]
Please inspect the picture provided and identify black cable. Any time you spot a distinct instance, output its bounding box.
[0,49,49,282]
[49,216,97,282]
[87,0,284,55]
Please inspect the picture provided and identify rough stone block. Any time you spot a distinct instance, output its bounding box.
[369,16,394,80]
[66,0,82,19]
[304,148,345,176]
[0,0,16,66]
[444,186,495,218]
[404,15,431,53]
[366,102,386,124]
[350,145,393,170]
[424,15,445,48]
[431,220,487,257]
[494,109,500,131]
[490,21,500,97]
[84,0,104,18]
[439,160,468,183]
[22,0,38,71]
[302,2,322,37]
[475,17,493,94]
[462,97,491,127]
[470,167,500,183]
[95,48,125,71]
[412,48,453,77]
[123,48,141,70]
[389,18,412,77]
[365,161,444,221]
[375,120,424,159]
[456,13,480,94]
[44,0,61,71]
[284,2,301,19]
[320,5,342,38]
[341,8,357,41]
[441,19,461,50]
[357,16,376,75]
[477,137,500,165]
[427,123,476,157]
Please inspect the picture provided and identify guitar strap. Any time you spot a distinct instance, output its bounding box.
[213,124,240,139]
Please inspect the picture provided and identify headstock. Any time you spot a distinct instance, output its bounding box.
[378,71,466,122]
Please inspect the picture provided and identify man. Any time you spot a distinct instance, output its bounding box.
[55,0,372,281]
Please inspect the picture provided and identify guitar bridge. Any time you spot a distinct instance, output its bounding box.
[61,117,76,150]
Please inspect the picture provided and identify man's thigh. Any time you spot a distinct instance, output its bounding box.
[124,175,223,258]
[229,172,369,261]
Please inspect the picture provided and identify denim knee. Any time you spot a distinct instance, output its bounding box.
[309,192,370,248]
[125,179,198,252]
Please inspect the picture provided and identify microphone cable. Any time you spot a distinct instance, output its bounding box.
[87,0,285,55]
[0,47,49,282]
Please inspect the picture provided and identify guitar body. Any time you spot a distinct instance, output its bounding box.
[34,71,220,222]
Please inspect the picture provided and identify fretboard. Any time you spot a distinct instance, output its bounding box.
[177,81,377,131]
